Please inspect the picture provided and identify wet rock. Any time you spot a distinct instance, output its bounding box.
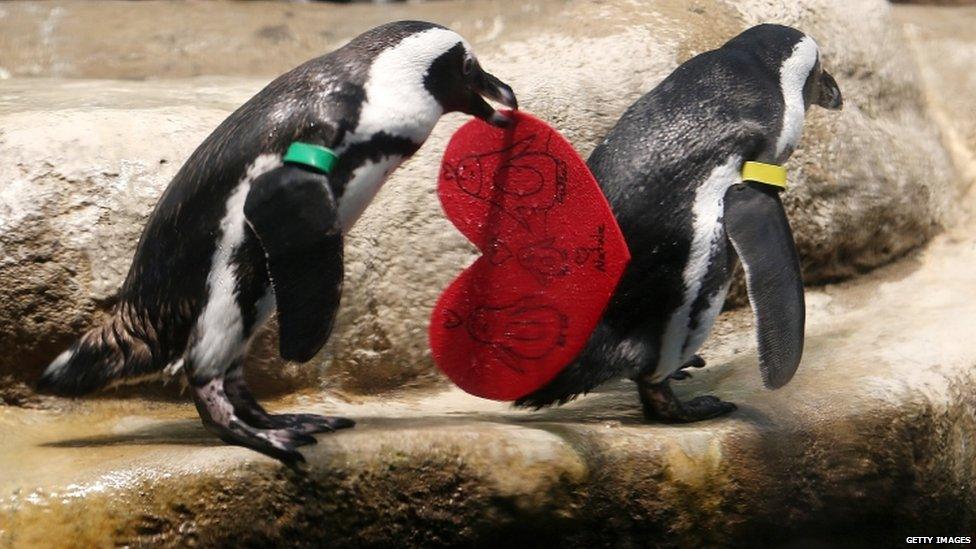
[1,215,975,545]
[0,0,960,397]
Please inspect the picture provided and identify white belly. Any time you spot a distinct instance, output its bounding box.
[680,279,731,364]
[337,155,404,233]
[191,153,281,377]
[652,156,740,382]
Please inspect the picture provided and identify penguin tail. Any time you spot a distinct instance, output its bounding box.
[37,305,160,396]
[514,323,629,409]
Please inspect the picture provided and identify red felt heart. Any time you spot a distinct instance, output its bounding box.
[430,111,630,400]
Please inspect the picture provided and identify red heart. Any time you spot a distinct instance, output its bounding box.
[430,111,630,400]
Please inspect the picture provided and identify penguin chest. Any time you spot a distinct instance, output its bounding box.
[336,154,406,233]
[653,157,739,381]
[676,237,733,369]
[333,69,443,233]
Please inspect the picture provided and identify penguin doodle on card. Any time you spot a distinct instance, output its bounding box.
[517,24,843,421]
[446,132,568,236]
[37,21,518,464]
[441,298,568,375]
[443,131,573,286]
[439,131,574,373]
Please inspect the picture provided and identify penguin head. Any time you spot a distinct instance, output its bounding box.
[725,24,843,111]
[351,22,518,129]
[418,28,519,127]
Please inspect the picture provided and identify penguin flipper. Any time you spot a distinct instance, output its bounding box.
[244,164,343,363]
[723,182,805,389]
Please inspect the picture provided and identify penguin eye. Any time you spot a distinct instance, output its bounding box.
[462,56,475,76]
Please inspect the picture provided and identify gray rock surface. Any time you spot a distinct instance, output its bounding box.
[0,0,960,396]
[897,5,976,189]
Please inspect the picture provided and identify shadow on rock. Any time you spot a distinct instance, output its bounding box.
[41,420,220,448]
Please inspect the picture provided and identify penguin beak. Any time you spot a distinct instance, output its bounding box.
[469,69,518,128]
[817,69,843,110]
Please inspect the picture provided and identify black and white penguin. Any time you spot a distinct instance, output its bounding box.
[37,20,517,463]
[516,24,842,421]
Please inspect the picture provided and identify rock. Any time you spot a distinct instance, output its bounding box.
[892,0,976,5]
[0,1,514,80]
[723,0,959,302]
[2,215,975,545]
[895,4,976,188]
[0,79,271,395]
[0,0,960,397]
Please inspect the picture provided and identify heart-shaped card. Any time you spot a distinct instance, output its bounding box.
[430,111,630,400]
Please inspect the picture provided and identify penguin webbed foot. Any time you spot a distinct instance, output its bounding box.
[235,407,355,436]
[638,378,736,423]
[191,378,315,467]
[263,413,356,435]
[669,355,706,380]
[223,372,356,435]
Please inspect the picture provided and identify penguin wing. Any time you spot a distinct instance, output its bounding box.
[244,163,343,363]
[724,182,805,389]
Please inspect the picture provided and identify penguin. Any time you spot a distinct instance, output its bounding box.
[516,24,842,421]
[37,20,518,463]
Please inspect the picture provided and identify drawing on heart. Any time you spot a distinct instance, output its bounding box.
[431,111,630,401]
[442,132,567,234]
[441,298,568,374]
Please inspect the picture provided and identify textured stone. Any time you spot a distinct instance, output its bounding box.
[0,0,960,396]
[1,214,975,546]
[896,5,976,188]
[892,0,976,5]
[0,79,269,396]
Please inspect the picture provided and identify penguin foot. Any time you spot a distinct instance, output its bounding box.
[263,414,356,435]
[638,378,736,423]
[223,370,356,435]
[191,377,314,466]
[214,420,317,465]
[669,355,706,380]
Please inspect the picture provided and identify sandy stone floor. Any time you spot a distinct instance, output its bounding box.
[2,189,974,545]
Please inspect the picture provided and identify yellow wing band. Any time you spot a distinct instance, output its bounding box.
[741,161,787,190]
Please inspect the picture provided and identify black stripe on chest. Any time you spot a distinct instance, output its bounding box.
[685,236,734,335]
[329,132,422,198]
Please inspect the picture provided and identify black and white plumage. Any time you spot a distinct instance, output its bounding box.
[517,24,842,421]
[38,21,517,463]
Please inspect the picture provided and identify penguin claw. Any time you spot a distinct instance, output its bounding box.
[208,421,312,466]
[681,396,737,421]
[670,370,693,380]
[190,376,325,465]
[638,379,736,423]
[288,431,319,447]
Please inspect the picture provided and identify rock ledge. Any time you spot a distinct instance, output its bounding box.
[2,218,974,546]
